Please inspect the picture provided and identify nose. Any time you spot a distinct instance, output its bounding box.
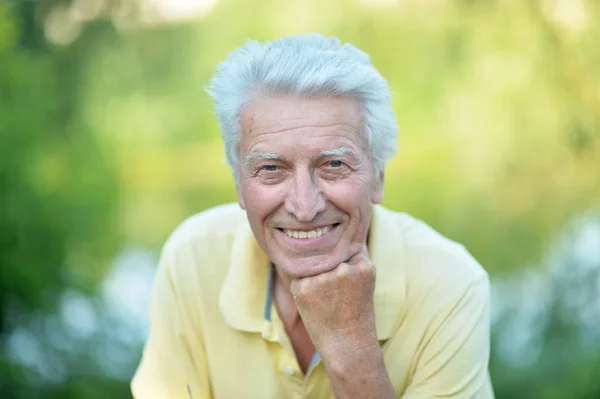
[284,167,326,223]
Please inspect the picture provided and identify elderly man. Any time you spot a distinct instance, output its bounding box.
[131,34,494,398]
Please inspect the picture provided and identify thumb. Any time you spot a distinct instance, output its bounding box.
[347,244,369,266]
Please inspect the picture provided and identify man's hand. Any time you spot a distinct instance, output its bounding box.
[289,247,378,362]
[290,249,397,398]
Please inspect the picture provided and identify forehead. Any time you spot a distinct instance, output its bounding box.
[239,95,365,153]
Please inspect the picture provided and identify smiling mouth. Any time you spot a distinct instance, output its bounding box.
[277,224,339,239]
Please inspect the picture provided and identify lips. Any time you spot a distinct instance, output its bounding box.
[276,223,340,246]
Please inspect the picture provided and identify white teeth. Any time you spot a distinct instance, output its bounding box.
[284,225,333,239]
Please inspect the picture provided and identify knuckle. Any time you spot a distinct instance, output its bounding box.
[299,279,311,296]
[336,262,351,278]
[290,280,301,296]
[317,271,329,284]
[292,279,310,302]
[359,261,375,278]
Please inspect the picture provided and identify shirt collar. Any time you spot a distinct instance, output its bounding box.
[219,218,270,333]
[219,204,406,340]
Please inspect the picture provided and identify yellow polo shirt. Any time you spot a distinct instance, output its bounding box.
[131,203,494,398]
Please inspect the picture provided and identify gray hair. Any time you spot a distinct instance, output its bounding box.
[206,34,399,183]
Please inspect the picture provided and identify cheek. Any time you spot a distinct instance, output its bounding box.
[323,178,372,210]
[241,183,284,221]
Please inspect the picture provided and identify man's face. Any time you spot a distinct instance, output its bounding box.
[237,95,384,279]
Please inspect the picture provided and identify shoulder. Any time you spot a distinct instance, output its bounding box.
[158,203,247,288]
[152,203,249,314]
[377,209,492,395]
[401,212,487,281]
[379,206,489,306]
[162,202,247,256]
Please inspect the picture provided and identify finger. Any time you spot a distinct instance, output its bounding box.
[347,246,370,266]
[290,279,301,299]
[360,244,369,258]
[335,261,351,279]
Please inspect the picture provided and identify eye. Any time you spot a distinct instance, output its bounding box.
[328,160,343,168]
[262,165,278,172]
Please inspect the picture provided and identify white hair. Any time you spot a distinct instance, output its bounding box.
[206,33,399,183]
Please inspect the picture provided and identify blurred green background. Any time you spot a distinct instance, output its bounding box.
[1,0,599,397]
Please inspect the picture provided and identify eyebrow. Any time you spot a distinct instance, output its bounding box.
[244,146,360,171]
[319,146,359,159]
[244,151,284,171]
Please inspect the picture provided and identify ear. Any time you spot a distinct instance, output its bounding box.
[371,170,385,204]
[236,184,246,210]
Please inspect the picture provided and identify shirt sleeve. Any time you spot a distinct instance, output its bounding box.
[131,245,211,399]
[402,275,494,399]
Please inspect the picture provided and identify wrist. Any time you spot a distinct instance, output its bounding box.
[320,333,384,376]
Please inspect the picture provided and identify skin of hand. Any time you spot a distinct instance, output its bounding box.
[290,247,397,398]
[289,246,377,356]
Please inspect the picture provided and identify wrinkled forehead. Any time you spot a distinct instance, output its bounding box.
[239,95,365,144]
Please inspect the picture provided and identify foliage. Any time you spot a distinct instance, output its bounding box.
[0,1,121,396]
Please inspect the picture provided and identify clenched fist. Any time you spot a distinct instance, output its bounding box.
[289,248,378,359]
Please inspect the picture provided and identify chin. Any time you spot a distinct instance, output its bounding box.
[276,254,342,279]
